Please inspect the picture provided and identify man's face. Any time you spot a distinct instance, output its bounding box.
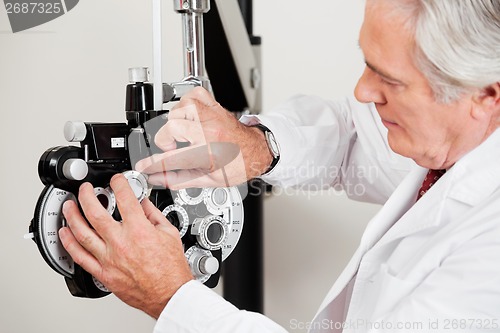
[355,1,489,169]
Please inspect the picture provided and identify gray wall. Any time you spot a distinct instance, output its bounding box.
[0,1,380,332]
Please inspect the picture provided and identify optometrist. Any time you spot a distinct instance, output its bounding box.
[59,1,500,332]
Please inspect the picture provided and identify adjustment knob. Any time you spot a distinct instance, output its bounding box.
[64,121,87,142]
[128,67,149,83]
[211,188,227,205]
[199,256,219,275]
[185,246,219,282]
[161,204,189,238]
[62,158,88,181]
[122,170,149,202]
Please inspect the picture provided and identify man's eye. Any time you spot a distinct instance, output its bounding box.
[380,77,399,86]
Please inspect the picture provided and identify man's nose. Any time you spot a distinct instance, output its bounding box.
[354,67,386,105]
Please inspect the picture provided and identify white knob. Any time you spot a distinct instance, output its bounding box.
[211,188,228,206]
[62,158,88,181]
[64,121,87,142]
[122,170,149,202]
[128,67,149,83]
[185,246,218,282]
[199,256,219,275]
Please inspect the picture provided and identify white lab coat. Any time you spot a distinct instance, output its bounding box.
[153,96,500,333]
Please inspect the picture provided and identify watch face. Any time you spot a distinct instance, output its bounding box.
[265,131,280,158]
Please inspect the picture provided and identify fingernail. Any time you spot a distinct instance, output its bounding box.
[79,182,91,191]
[135,160,146,172]
[62,200,73,216]
[58,227,67,237]
[111,173,126,183]
[148,175,166,187]
[135,163,143,172]
[58,227,70,244]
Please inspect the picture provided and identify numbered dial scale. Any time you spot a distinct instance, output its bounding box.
[156,186,244,284]
[32,186,77,278]
[30,172,244,296]
[173,187,244,261]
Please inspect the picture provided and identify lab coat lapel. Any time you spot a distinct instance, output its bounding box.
[371,173,450,250]
[358,166,427,251]
[311,129,500,330]
[312,166,427,320]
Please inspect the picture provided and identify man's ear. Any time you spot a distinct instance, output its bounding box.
[471,82,500,119]
[473,82,500,106]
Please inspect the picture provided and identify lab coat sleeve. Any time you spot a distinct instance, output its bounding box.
[153,280,288,333]
[240,95,414,204]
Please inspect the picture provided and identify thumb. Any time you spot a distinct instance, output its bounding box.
[141,198,169,227]
[183,87,218,107]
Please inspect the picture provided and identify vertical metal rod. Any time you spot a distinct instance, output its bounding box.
[174,0,210,89]
[181,12,207,79]
[152,0,163,110]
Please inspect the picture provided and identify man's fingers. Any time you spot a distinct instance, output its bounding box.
[136,142,240,175]
[187,86,219,106]
[154,118,206,151]
[141,198,170,227]
[169,102,201,122]
[59,227,103,278]
[109,174,147,224]
[61,200,106,260]
[170,87,218,112]
[77,183,119,237]
[136,145,212,174]
[148,170,223,189]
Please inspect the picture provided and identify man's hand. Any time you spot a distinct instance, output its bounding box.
[135,87,273,189]
[59,174,194,319]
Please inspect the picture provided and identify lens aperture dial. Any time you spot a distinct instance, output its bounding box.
[191,215,228,251]
[162,204,189,237]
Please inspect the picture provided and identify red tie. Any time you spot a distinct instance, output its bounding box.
[417,169,446,201]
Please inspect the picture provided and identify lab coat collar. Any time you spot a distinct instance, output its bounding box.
[447,128,500,206]
[374,128,500,250]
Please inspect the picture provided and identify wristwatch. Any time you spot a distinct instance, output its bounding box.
[253,124,280,175]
